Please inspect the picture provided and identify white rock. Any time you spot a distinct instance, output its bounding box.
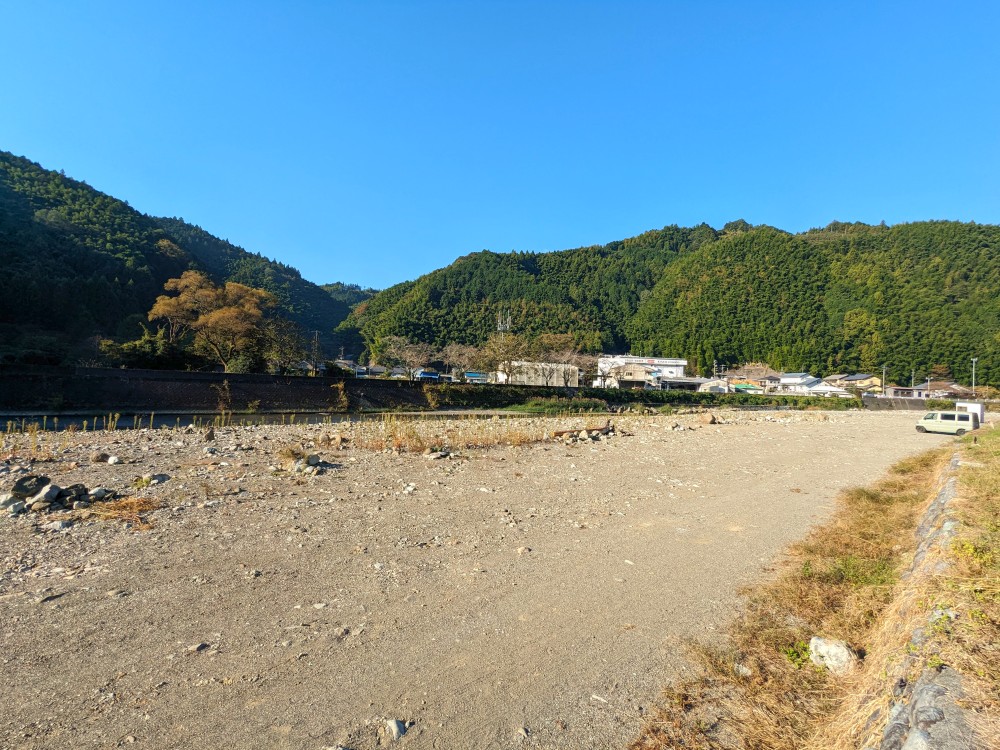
[0,493,16,509]
[107,456,120,465]
[386,719,406,741]
[808,636,857,675]
[7,501,26,515]
[306,454,320,466]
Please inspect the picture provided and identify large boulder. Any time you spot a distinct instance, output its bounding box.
[809,636,858,675]
[11,475,49,499]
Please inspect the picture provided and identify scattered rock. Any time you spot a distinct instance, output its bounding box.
[90,451,110,464]
[318,432,345,449]
[699,412,717,425]
[88,487,110,501]
[424,451,449,460]
[0,493,17,509]
[204,427,215,441]
[385,719,406,741]
[7,500,26,515]
[31,484,62,504]
[809,636,858,675]
[12,475,49,499]
[306,454,321,466]
[42,519,73,531]
[107,456,121,465]
[59,483,88,499]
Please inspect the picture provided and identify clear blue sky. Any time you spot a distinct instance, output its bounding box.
[3,1,998,289]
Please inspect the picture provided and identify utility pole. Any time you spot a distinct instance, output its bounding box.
[312,331,321,373]
[972,357,978,397]
[911,369,915,388]
[882,364,887,395]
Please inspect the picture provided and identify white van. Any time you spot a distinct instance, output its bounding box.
[916,410,980,435]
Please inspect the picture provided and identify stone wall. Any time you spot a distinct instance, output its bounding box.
[0,367,431,413]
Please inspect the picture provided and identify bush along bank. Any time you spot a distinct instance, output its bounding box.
[425,383,863,412]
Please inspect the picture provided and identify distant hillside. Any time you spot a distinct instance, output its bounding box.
[342,220,998,384]
[340,223,721,352]
[626,221,1000,381]
[0,151,356,364]
[320,282,378,311]
[4,149,996,384]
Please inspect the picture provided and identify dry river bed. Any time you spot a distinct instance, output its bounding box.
[0,410,952,750]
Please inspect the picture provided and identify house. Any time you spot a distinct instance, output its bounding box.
[414,368,441,382]
[332,359,366,377]
[698,378,731,393]
[885,384,930,399]
[461,371,489,384]
[777,372,822,393]
[825,373,882,392]
[660,376,710,391]
[806,381,852,398]
[927,381,974,399]
[732,383,765,395]
[594,356,687,389]
[495,361,581,388]
[726,363,782,390]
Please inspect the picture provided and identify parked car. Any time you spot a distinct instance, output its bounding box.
[915,410,980,435]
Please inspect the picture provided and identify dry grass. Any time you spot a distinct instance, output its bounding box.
[631,445,953,750]
[919,429,1000,738]
[87,496,163,530]
[349,414,556,453]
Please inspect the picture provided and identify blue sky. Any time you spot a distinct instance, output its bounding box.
[3,1,998,288]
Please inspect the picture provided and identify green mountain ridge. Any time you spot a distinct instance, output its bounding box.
[2,150,996,385]
[345,221,999,384]
[0,151,360,364]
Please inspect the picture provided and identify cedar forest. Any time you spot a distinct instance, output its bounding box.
[0,150,997,386]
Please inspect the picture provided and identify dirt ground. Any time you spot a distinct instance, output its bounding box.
[0,410,952,750]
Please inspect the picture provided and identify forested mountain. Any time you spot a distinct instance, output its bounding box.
[341,223,722,354]
[3,150,996,384]
[342,221,999,385]
[0,151,354,364]
[626,222,1000,383]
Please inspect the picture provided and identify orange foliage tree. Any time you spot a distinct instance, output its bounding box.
[149,271,275,371]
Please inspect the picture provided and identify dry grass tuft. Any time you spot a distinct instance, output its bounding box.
[88,496,163,530]
[348,414,564,453]
[631,445,952,750]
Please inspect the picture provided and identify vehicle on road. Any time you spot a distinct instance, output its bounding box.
[915,410,980,435]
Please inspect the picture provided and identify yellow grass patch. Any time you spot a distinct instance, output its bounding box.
[87,496,163,530]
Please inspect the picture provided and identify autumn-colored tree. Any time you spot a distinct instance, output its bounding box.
[439,343,480,378]
[378,335,435,380]
[149,271,276,371]
[478,333,528,382]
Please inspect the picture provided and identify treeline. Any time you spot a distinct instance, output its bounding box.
[343,221,999,386]
[0,151,360,365]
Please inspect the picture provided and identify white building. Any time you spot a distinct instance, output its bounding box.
[495,361,581,388]
[593,356,687,389]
